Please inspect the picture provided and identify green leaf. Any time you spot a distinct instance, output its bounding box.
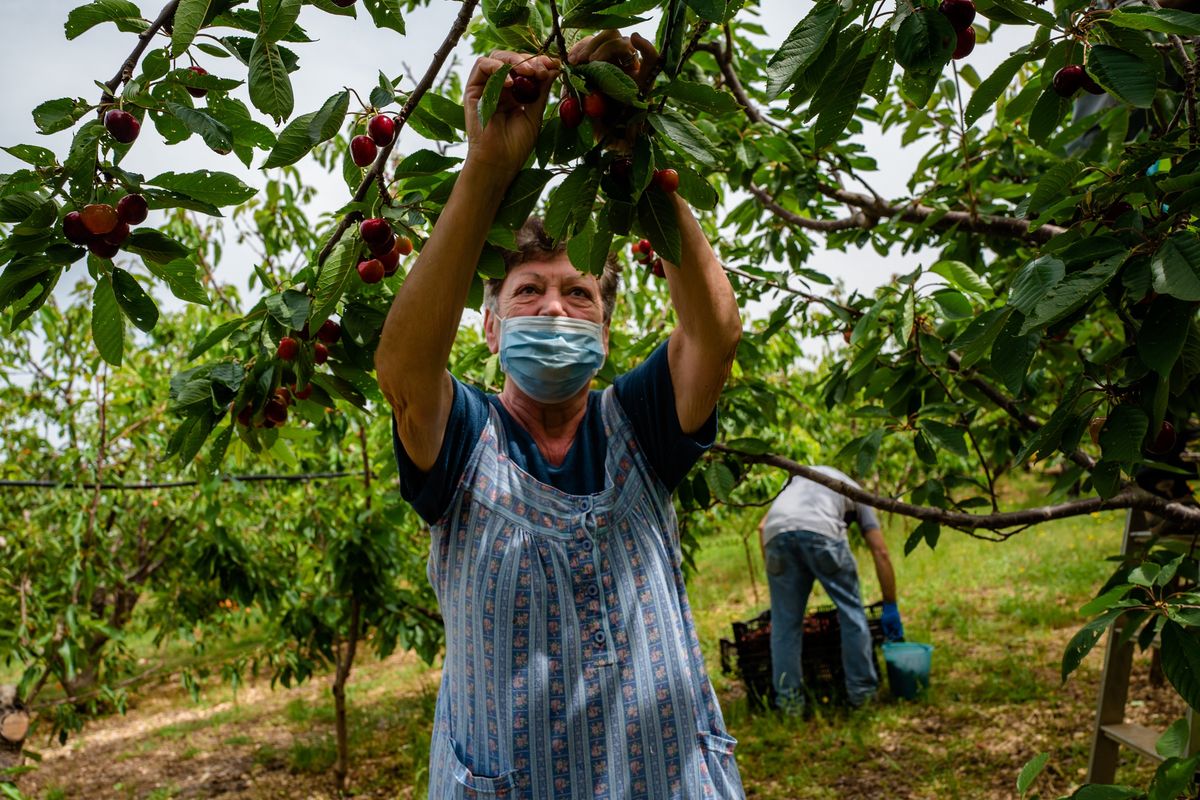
[1009,256,1065,314]
[1155,717,1192,759]
[483,0,530,27]
[1063,607,1126,681]
[1138,296,1192,375]
[32,97,91,135]
[1087,45,1157,108]
[1099,404,1148,463]
[1020,256,1121,334]
[931,259,993,298]
[987,0,1054,25]
[361,0,405,34]
[1151,235,1200,301]
[1148,753,1200,800]
[1016,752,1050,796]
[148,170,256,207]
[704,461,736,502]
[894,11,956,72]
[1028,86,1069,145]
[637,187,682,265]
[664,80,739,115]
[65,0,142,39]
[423,92,467,132]
[394,149,462,177]
[672,163,719,211]
[260,0,303,42]
[991,313,1040,394]
[165,103,234,154]
[575,61,642,105]
[725,437,770,455]
[1160,621,1200,712]
[2,145,57,167]
[307,91,350,144]
[914,430,938,465]
[966,50,1030,126]
[309,234,359,331]
[904,519,940,555]
[544,164,600,240]
[111,268,159,332]
[125,228,191,264]
[188,318,243,360]
[1106,8,1200,37]
[172,0,213,56]
[495,169,552,230]
[766,2,840,99]
[147,258,210,305]
[1079,584,1134,616]
[479,64,511,130]
[92,275,124,366]
[921,420,968,458]
[248,37,294,123]
[648,108,719,167]
[814,35,881,149]
[203,423,234,478]
[1027,160,1081,217]
[262,111,319,168]
[265,289,310,329]
[1128,562,1161,588]
[684,0,725,22]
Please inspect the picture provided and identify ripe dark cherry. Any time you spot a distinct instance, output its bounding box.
[511,75,540,105]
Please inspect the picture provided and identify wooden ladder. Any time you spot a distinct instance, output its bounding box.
[1086,509,1200,782]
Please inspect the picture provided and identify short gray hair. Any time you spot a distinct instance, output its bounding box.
[483,217,622,324]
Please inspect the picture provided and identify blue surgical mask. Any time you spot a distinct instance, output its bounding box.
[498,315,607,404]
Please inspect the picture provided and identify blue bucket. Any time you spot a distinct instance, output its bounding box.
[882,642,933,700]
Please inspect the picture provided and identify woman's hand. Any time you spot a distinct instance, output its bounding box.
[463,51,559,181]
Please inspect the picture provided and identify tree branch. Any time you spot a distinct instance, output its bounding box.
[98,0,181,115]
[746,184,872,232]
[716,444,1200,533]
[313,0,480,269]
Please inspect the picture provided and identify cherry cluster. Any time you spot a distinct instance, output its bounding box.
[357,217,412,283]
[61,194,149,259]
[351,115,396,168]
[630,238,665,279]
[939,0,977,60]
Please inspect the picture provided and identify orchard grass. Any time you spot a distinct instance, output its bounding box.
[19,507,1187,799]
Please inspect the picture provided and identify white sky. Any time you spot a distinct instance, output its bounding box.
[0,1,1030,324]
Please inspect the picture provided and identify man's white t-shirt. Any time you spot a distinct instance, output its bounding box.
[761,466,881,545]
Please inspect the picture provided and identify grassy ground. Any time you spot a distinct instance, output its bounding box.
[17,509,1189,799]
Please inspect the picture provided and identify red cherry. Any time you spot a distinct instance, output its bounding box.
[87,234,121,259]
[1147,421,1178,455]
[380,248,400,276]
[360,217,392,245]
[264,399,288,426]
[653,169,679,193]
[637,239,653,255]
[610,158,632,183]
[274,387,293,406]
[952,26,975,60]
[277,336,299,361]
[938,0,976,32]
[1081,70,1105,95]
[292,383,314,400]
[368,114,395,147]
[317,320,341,345]
[236,404,254,426]
[650,258,666,279]
[511,75,540,105]
[351,135,377,168]
[102,221,130,246]
[104,109,140,144]
[394,236,413,256]
[358,259,385,284]
[81,204,119,235]
[313,342,330,365]
[63,211,90,245]
[559,96,583,128]
[186,66,209,98]
[583,92,607,119]
[369,233,396,258]
[116,194,148,225]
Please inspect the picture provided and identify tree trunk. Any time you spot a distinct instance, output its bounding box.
[0,685,30,784]
[332,597,361,794]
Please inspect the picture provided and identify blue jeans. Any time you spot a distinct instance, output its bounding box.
[764,530,878,710]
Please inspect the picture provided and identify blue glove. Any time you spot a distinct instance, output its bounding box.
[881,602,905,642]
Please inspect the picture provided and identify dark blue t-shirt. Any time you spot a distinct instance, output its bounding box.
[394,341,716,525]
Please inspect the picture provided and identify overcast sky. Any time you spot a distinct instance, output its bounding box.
[0,1,1028,323]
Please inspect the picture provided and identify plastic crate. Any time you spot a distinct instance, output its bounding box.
[719,602,885,712]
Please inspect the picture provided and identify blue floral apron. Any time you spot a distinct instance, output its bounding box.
[425,387,743,799]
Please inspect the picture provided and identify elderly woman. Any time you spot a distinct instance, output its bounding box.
[375,39,744,799]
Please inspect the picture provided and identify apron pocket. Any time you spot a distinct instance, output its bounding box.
[696,730,745,799]
[435,736,518,798]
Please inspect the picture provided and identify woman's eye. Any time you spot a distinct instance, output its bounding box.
[517,285,538,295]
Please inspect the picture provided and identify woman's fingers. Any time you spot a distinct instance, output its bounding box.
[630,33,660,88]
[568,29,620,64]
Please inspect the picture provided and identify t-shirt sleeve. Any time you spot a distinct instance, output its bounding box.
[392,376,491,525]
[613,340,717,491]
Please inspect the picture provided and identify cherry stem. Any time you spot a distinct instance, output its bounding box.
[98,0,182,118]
